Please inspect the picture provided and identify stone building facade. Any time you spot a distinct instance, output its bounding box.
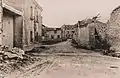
[46,28,62,41]
[22,0,43,51]
[0,0,23,50]
[0,0,43,51]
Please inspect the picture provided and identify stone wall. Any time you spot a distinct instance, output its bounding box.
[14,16,23,48]
[75,19,107,49]
[78,26,90,48]
[107,7,120,52]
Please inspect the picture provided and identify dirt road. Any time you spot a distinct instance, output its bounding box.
[6,40,120,78]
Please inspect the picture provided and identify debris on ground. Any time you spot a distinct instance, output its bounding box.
[105,25,120,58]
[0,46,25,62]
[110,66,119,69]
[26,46,49,54]
[0,45,41,77]
[102,48,120,58]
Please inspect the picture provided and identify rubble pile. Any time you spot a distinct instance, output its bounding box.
[0,46,25,62]
[0,46,38,77]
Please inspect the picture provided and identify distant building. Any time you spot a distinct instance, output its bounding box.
[46,28,62,41]
[42,24,47,40]
[61,25,76,40]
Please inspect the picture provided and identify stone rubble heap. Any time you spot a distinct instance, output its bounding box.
[0,46,40,77]
[0,46,25,63]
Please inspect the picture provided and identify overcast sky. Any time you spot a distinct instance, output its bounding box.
[38,0,120,27]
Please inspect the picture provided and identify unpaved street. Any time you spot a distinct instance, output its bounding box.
[7,40,120,78]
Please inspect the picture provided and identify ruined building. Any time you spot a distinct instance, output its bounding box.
[74,17,107,49]
[107,5,120,52]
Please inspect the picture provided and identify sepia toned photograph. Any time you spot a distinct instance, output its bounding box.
[0,0,120,78]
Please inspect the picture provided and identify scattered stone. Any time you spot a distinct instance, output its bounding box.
[11,47,25,59]
[110,66,119,69]
[4,52,18,59]
[0,45,26,62]
[0,51,5,54]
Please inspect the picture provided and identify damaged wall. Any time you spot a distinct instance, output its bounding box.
[75,19,107,49]
[107,6,120,52]
[78,25,90,48]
